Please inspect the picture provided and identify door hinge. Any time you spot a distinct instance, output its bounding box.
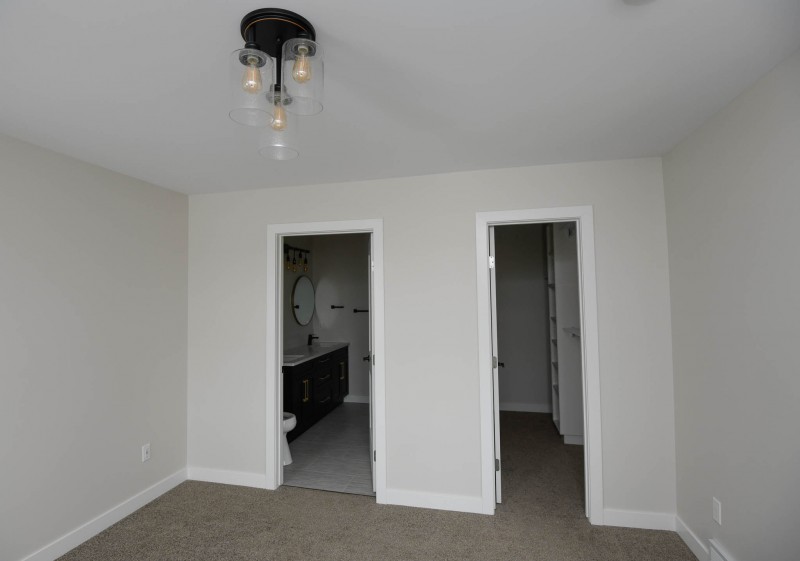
[371,260,375,272]
[374,450,376,462]
[492,356,498,369]
[489,255,495,269]
[495,458,500,472]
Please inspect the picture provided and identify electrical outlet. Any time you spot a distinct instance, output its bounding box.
[141,443,151,463]
[712,497,722,525]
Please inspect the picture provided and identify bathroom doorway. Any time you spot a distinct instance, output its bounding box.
[281,233,374,496]
[475,207,603,521]
[266,219,386,502]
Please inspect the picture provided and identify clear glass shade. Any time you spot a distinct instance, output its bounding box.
[259,102,299,160]
[229,48,274,126]
[282,38,324,116]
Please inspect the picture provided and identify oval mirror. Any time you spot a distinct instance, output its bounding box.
[292,276,315,326]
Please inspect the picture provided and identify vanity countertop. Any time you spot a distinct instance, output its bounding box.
[283,342,349,367]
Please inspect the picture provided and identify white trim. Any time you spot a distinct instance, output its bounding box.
[563,434,585,445]
[709,539,736,561]
[266,219,387,504]
[603,508,676,531]
[19,469,186,561]
[476,206,604,522]
[676,516,709,560]
[187,467,268,489]
[384,488,484,514]
[498,401,552,413]
[344,394,370,404]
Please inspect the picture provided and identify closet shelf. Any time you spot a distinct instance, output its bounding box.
[563,327,581,338]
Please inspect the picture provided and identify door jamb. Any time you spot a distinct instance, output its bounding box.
[475,207,603,523]
[266,219,387,503]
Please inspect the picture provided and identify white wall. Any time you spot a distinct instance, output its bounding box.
[494,224,551,412]
[187,157,676,516]
[0,135,188,561]
[664,51,800,560]
[310,234,371,400]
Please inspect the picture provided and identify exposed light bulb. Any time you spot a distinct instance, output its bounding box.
[271,104,287,131]
[242,56,262,93]
[292,46,312,83]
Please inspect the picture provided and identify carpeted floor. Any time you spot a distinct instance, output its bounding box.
[58,412,695,560]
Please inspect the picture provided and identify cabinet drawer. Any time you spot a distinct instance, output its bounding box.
[314,381,333,407]
[314,367,334,388]
[283,361,313,377]
[314,353,334,369]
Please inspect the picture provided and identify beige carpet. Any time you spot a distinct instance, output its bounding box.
[58,412,694,560]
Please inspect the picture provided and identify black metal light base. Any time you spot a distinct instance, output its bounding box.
[240,8,316,59]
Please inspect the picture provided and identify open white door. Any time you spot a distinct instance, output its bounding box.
[368,245,376,493]
[489,226,502,503]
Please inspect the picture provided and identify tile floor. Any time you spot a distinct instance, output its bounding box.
[283,402,375,496]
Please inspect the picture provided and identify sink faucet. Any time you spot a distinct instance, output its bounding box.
[307,334,319,346]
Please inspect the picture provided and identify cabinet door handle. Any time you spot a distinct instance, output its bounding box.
[319,357,330,363]
[302,379,310,403]
[319,374,331,382]
[339,362,345,380]
[320,396,331,404]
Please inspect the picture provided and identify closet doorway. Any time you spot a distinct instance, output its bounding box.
[475,207,603,522]
[266,220,386,503]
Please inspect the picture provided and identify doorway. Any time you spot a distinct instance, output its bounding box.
[266,220,386,503]
[281,233,373,495]
[475,207,603,522]
[491,222,586,516]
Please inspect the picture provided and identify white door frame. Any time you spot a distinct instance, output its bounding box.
[266,219,387,503]
[476,207,603,523]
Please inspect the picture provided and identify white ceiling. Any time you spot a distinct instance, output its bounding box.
[0,1,798,194]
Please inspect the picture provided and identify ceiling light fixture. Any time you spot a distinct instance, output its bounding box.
[229,8,324,160]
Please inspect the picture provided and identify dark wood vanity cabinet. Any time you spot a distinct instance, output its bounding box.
[283,347,348,442]
[332,352,349,403]
[285,362,314,435]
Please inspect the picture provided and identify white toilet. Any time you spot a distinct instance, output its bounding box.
[281,412,297,466]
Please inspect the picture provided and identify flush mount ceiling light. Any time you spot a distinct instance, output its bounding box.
[229,8,324,160]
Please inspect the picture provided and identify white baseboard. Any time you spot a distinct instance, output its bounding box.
[344,395,369,404]
[676,515,708,560]
[19,469,186,561]
[603,508,676,531]
[187,466,269,489]
[499,402,552,413]
[563,434,584,445]
[709,539,737,561]
[384,488,485,515]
